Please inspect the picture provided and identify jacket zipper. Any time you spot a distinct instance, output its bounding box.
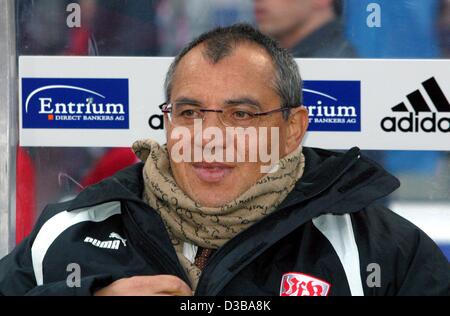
[122,203,191,285]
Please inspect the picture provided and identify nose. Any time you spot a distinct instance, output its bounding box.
[202,110,224,128]
[194,110,227,149]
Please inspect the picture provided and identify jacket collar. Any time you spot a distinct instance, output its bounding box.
[66,146,400,218]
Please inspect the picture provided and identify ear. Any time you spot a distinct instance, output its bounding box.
[285,105,309,154]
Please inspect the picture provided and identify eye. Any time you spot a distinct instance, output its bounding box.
[232,110,254,120]
[180,109,200,118]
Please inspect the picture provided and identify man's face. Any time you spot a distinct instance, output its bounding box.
[254,0,316,38]
[165,43,306,207]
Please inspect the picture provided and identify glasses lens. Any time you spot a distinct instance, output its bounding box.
[222,107,258,127]
[171,104,204,126]
[163,104,265,127]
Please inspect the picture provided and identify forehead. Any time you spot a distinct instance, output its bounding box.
[170,42,280,104]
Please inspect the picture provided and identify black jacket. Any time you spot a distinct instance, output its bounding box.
[0,146,448,296]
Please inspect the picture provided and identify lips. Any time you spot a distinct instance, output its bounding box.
[191,162,234,183]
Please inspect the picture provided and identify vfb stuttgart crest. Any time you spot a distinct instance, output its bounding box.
[280,272,331,296]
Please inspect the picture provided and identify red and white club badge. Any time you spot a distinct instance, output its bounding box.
[280,272,331,296]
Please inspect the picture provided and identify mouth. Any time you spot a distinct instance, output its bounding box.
[191,162,235,183]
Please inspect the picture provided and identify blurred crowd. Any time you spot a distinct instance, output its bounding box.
[16,0,450,57]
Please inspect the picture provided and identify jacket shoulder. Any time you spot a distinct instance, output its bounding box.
[351,204,450,295]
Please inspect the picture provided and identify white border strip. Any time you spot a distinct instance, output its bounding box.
[31,201,121,285]
[0,0,17,258]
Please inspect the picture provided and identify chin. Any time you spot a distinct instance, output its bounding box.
[200,200,226,208]
[190,186,237,208]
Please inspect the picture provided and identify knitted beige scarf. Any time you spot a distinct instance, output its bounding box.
[132,139,305,290]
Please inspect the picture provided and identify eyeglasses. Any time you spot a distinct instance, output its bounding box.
[159,102,297,127]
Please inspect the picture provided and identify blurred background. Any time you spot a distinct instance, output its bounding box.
[6,0,450,259]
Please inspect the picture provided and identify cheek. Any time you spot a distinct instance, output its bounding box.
[263,119,286,157]
[166,132,191,180]
[277,126,288,155]
[226,127,285,163]
[169,160,192,191]
[234,162,262,182]
[167,126,196,160]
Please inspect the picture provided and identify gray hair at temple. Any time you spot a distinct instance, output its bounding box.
[163,23,302,120]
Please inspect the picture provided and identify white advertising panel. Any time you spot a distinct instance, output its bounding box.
[19,57,450,150]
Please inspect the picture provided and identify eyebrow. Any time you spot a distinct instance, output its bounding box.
[224,97,261,110]
[173,97,202,107]
[173,96,262,109]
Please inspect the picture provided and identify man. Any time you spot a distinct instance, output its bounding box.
[439,0,450,58]
[0,24,448,296]
[254,0,357,57]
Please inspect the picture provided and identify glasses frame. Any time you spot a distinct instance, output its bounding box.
[159,102,299,126]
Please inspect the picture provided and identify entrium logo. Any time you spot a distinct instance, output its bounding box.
[303,80,361,132]
[22,78,129,129]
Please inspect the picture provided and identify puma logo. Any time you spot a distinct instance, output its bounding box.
[109,232,127,247]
